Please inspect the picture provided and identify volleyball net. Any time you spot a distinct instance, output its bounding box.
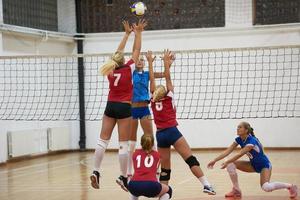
[0,45,299,121]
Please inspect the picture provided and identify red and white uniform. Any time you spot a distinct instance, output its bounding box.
[151,91,178,129]
[107,59,135,102]
[131,149,160,182]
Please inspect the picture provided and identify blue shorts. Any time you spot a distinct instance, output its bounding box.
[252,161,272,173]
[128,181,162,198]
[131,106,151,119]
[156,126,183,148]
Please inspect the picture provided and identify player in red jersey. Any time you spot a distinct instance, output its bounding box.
[128,134,172,200]
[90,20,147,191]
[149,50,216,195]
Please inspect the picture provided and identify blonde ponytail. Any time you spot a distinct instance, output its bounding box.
[141,134,154,153]
[99,51,125,76]
[153,85,167,102]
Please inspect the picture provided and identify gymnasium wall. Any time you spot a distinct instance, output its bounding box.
[0,32,78,163]
[0,0,300,163]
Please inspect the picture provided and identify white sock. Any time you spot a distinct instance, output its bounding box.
[93,139,109,172]
[262,182,292,192]
[119,141,129,177]
[199,176,211,187]
[226,163,240,190]
[127,140,136,176]
[130,194,138,200]
[159,193,170,200]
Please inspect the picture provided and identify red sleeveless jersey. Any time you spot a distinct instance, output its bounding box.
[131,149,160,182]
[107,59,134,102]
[151,91,178,129]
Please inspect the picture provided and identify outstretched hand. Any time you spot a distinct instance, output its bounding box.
[163,49,175,68]
[133,19,147,33]
[122,20,133,35]
[146,51,156,63]
[207,160,216,169]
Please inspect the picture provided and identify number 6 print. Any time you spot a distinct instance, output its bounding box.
[155,102,163,111]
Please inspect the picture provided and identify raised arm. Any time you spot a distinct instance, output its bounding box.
[132,19,147,63]
[163,49,175,92]
[221,145,254,169]
[117,21,132,52]
[207,142,238,169]
[146,51,156,93]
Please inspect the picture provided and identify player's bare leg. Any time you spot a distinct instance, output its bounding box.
[158,147,171,185]
[260,168,297,198]
[173,137,216,195]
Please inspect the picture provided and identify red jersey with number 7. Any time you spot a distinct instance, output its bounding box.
[131,149,160,182]
[107,59,134,102]
[151,91,178,129]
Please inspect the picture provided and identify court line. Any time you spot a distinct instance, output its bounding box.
[177,177,194,185]
[0,157,78,175]
[0,162,81,180]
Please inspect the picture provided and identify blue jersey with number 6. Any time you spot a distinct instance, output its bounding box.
[235,135,270,171]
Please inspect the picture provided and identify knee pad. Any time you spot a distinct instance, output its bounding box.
[128,140,136,152]
[185,155,200,168]
[119,141,128,155]
[167,186,173,198]
[226,163,237,175]
[97,139,109,150]
[262,182,273,192]
[159,168,171,181]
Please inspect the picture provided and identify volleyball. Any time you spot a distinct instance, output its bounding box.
[131,2,147,16]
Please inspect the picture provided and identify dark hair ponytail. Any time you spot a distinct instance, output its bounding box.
[249,127,255,137]
[241,122,255,137]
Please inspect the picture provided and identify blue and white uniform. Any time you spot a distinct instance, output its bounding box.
[235,135,272,173]
[132,70,151,119]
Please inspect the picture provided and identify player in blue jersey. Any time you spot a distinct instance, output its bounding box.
[127,51,164,177]
[207,122,298,198]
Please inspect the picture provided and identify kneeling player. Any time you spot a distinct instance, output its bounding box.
[128,134,172,200]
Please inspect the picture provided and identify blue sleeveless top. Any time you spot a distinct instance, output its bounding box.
[132,70,150,103]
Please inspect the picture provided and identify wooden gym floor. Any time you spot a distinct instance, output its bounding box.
[0,150,299,200]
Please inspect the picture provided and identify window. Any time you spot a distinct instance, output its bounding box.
[254,0,300,25]
[3,0,58,31]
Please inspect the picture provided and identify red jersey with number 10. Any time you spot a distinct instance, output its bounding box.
[151,91,178,129]
[107,59,134,102]
[131,149,160,182]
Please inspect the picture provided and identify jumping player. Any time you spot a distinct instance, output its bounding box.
[127,52,164,177]
[207,122,298,198]
[149,49,216,195]
[128,134,172,200]
[90,20,147,191]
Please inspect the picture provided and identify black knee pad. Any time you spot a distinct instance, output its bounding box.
[167,186,173,198]
[159,168,171,181]
[185,155,200,168]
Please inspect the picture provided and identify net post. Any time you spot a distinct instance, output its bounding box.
[75,0,86,150]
